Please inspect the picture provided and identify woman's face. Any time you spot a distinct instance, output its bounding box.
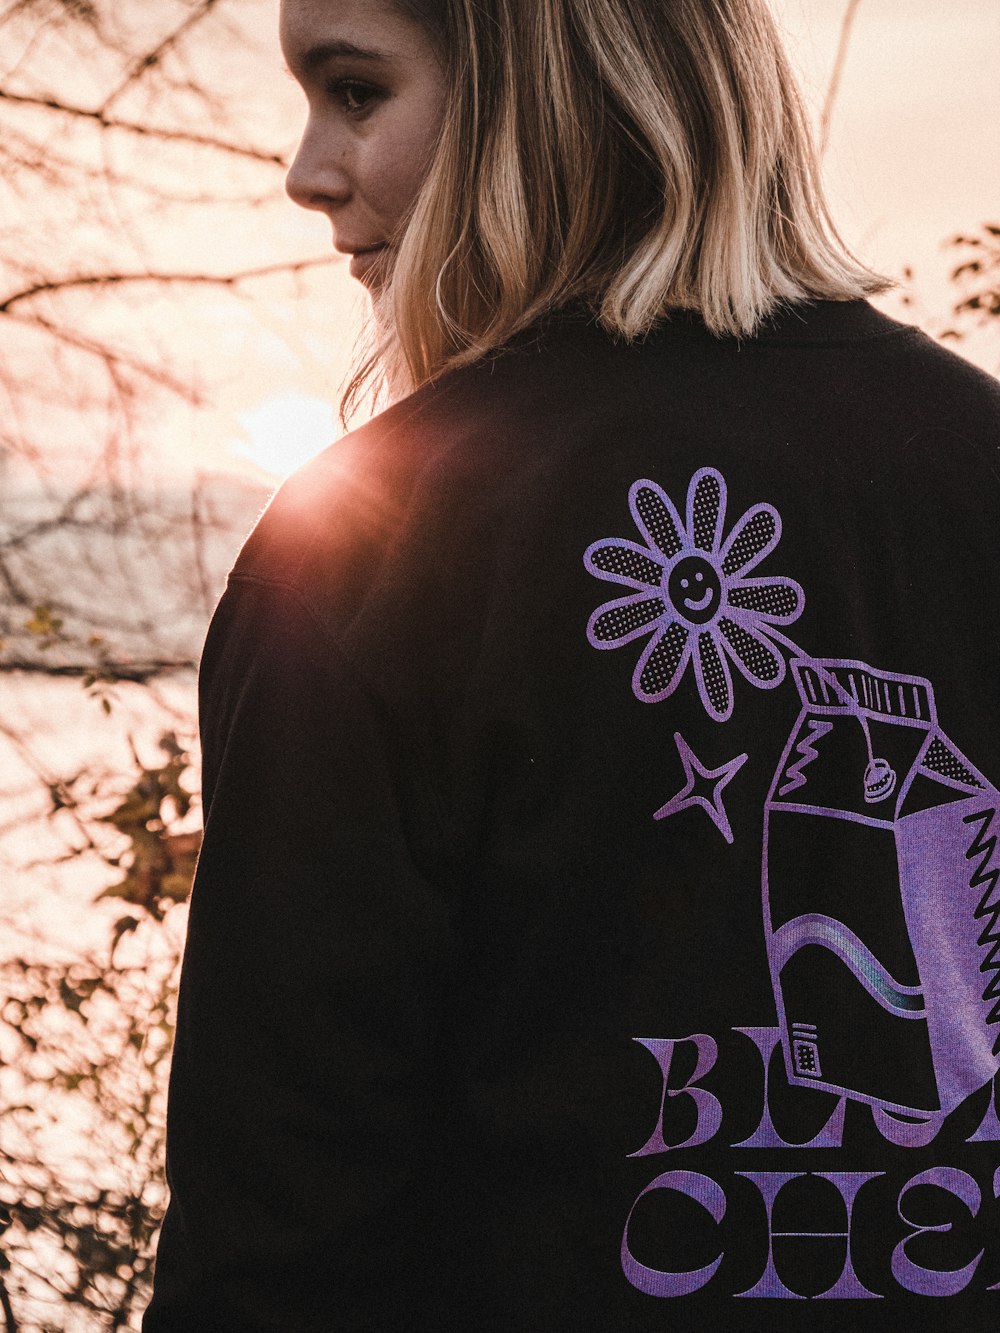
[281,0,446,289]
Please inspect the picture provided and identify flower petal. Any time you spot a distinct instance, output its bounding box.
[584,538,664,590]
[632,621,691,701]
[726,576,804,625]
[588,593,667,649]
[694,630,734,721]
[718,617,786,689]
[720,503,780,577]
[629,479,685,561]
[686,467,727,554]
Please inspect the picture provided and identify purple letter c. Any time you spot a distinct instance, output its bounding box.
[621,1169,726,1297]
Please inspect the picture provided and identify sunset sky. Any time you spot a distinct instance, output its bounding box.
[774,0,999,309]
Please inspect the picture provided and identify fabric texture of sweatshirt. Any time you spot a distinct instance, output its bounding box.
[144,300,1000,1331]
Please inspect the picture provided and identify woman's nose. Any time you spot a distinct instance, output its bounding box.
[285,122,349,212]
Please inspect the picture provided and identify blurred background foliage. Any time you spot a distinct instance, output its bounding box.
[0,0,330,1326]
[0,0,997,1329]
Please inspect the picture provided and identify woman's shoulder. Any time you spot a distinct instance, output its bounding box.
[226,315,601,579]
[227,299,1000,600]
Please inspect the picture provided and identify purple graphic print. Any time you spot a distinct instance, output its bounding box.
[764,657,1000,1124]
[584,468,804,721]
[585,468,1000,1285]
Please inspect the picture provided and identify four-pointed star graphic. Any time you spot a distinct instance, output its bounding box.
[653,733,748,844]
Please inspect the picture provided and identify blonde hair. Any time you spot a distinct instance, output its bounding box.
[345,0,887,419]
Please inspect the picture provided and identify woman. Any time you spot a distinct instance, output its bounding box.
[145,1,1000,1329]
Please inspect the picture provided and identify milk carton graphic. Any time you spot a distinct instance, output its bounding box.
[763,658,1000,1121]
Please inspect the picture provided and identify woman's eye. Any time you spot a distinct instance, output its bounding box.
[326,80,380,117]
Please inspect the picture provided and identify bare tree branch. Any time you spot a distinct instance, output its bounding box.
[2,119,274,203]
[820,0,862,157]
[0,257,334,314]
[0,659,196,681]
[99,0,223,111]
[3,315,202,404]
[0,88,287,165]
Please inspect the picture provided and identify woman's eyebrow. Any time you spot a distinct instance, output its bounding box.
[293,40,387,75]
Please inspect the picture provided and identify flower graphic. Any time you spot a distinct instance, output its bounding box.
[584,467,804,721]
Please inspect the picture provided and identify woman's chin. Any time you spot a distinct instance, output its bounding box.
[349,246,389,288]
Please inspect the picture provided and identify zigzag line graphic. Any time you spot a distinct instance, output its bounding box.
[963,806,1000,1050]
[777,719,834,797]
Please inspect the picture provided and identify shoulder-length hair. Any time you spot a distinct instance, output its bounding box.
[348,0,887,417]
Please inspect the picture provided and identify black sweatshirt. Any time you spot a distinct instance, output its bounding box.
[144,300,1000,1331]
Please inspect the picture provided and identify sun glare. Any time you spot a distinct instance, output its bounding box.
[231,394,338,479]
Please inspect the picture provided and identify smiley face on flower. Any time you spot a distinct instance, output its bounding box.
[584,468,804,722]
